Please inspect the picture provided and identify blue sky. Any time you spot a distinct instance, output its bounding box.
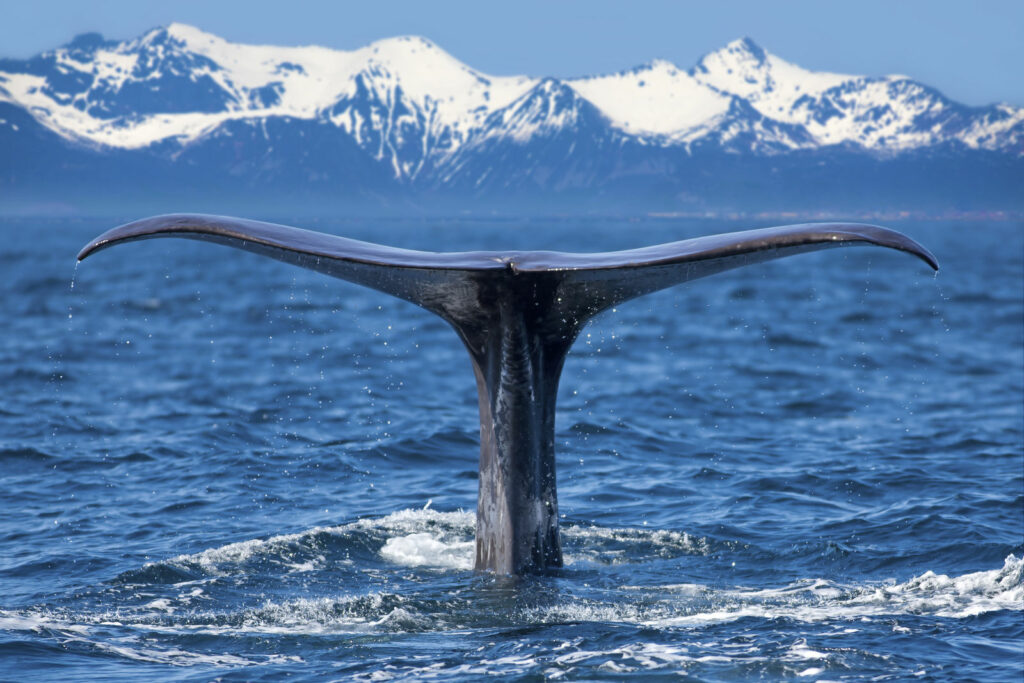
[3,0,1021,106]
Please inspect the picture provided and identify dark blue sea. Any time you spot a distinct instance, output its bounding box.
[1,216,1021,681]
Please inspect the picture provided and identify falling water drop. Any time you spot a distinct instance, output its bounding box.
[68,261,79,320]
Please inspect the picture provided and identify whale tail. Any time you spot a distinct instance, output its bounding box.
[79,214,937,574]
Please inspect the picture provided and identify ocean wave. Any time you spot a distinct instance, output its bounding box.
[626,554,1024,626]
[5,512,1015,649]
[125,508,475,578]
[137,508,714,576]
[0,609,303,667]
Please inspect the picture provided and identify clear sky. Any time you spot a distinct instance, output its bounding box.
[3,0,1021,106]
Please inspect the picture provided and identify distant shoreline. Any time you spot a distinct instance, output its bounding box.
[2,209,1021,223]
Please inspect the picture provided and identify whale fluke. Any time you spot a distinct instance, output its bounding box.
[79,214,937,574]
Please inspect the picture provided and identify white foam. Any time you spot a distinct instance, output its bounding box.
[787,639,828,660]
[0,612,89,635]
[191,592,439,635]
[143,598,175,613]
[0,591,436,640]
[0,608,297,667]
[0,554,1018,675]
[356,507,474,535]
[164,509,1023,624]
[525,556,1023,629]
[567,523,707,548]
[238,595,395,634]
[844,554,1024,618]
[554,640,706,668]
[642,555,1024,626]
[561,523,709,567]
[3,513,1018,667]
[283,555,324,573]
[380,532,474,569]
[374,640,762,679]
[90,641,258,667]
[164,507,475,574]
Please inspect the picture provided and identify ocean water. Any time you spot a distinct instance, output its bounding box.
[1,216,1021,681]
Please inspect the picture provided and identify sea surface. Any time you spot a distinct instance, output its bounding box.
[0,216,1021,681]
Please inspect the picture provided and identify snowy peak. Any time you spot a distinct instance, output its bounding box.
[733,36,768,63]
[163,22,222,46]
[693,36,769,74]
[570,59,731,138]
[690,37,769,88]
[691,37,850,104]
[438,79,623,193]
[481,78,600,142]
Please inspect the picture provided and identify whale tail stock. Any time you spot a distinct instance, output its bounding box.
[78,214,937,575]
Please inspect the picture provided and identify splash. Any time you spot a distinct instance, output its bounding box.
[612,554,1024,627]
[163,508,475,575]
[0,508,1019,675]
[380,532,474,569]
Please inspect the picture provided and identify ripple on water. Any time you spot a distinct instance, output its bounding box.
[0,510,1019,681]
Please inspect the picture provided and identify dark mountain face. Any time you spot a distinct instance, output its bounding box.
[436,79,631,195]
[0,26,1019,214]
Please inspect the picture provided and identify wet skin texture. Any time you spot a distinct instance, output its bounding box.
[79,214,937,575]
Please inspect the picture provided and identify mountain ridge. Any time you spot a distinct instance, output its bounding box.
[0,25,1020,214]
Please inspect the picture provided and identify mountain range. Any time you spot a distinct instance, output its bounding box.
[1,24,1020,215]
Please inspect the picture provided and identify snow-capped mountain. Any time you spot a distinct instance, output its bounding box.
[690,37,1023,153]
[0,26,535,166]
[436,78,632,193]
[0,25,1020,213]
